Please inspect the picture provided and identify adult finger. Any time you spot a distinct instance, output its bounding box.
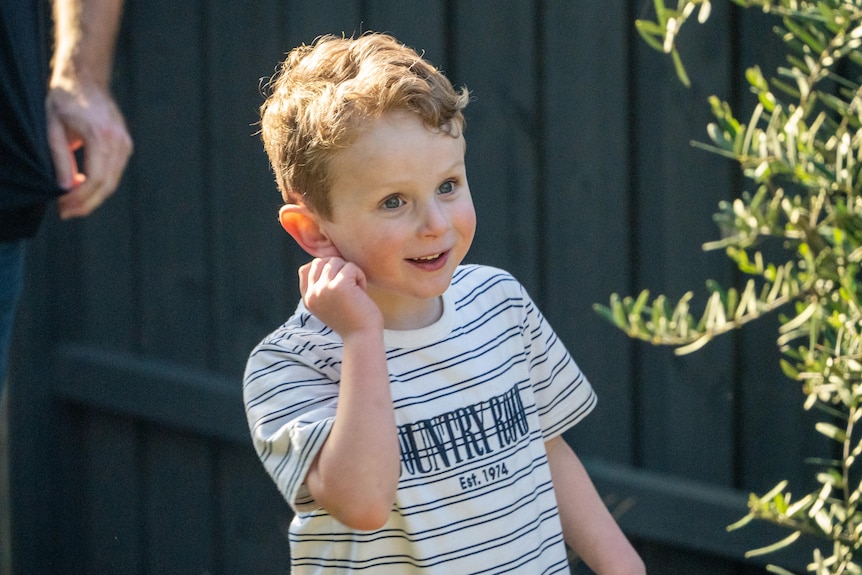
[46,104,77,191]
[59,121,132,218]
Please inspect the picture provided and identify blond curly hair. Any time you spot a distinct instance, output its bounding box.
[259,32,470,219]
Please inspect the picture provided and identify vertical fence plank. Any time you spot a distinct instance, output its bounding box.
[143,428,215,574]
[286,0,363,43]
[130,0,210,366]
[631,1,738,485]
[542,0,636,464]
[206,0,296,375]
[217,444,293,574]
[364,1,447,68]
[80,412,143,575]
[450,0,542,294]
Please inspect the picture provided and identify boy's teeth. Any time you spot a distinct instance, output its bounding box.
[415,254,440,261]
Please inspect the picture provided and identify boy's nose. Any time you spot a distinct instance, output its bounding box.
[420,199,450,236]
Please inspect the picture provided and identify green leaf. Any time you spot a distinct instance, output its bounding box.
[783,17,826,54]
[631,289,650,317]
[727,512,756,531]
[611,295,627,329]
[770,77,800,100]
[671,48,691,88]
[746,65,769,92]
[707,123,733,150]
[765,566,798,575]
[780,359,800,379]
[635,20,666,52]
[725,287,738,318]
[674,334,711,355]
[634,19,666,36]
[758,90,778,113]
[743,531,802,558]
[593,303,616,326]
[774,492,788,514]
[761,480,790,502]
[652,0,668,27]
[651,294,666,335]
[820,91,850,115]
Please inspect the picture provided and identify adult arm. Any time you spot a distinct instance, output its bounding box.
[545,436,646,574]
[47,0,132,219]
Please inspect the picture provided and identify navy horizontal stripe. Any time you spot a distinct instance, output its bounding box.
[243,264,596,573]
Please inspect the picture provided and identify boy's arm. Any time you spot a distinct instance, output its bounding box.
[300,257,401,531]
[545,436,646,575]
[48,0,133,219]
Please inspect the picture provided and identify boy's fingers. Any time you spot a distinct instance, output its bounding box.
[298,263,311,296]
[311,257,345,280]
[301,258,363,305]
[328,260,363,289]
[350,263,367,291]
[305,259,325,284]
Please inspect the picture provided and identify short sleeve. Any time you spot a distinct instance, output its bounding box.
[519,284,597,439]
[243,336,341,513]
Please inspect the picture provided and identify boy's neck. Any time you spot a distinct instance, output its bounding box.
[378,295,444,331]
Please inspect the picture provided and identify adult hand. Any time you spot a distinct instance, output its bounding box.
[46,77,132,219]
[298,257,384,337]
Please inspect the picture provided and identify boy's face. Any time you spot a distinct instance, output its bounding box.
[318,110,476,326]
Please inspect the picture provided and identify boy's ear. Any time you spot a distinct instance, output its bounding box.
[278,204,341,258]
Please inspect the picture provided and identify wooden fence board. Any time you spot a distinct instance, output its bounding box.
[286,0,362,43]
[365,0,447,69]
[143,428,216,574]
[7,1,832,572]
[206,0,295,373]
[130,0,211,365]
[631,1,738,485]
[452,0,542,294]
[78,412,143,575]
[542,0,636,464]
[217,445,293,574]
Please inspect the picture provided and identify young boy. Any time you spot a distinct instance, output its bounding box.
[244,33,646,574]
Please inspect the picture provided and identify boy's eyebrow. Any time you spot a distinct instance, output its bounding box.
[378,150,466,181]
[442,155,466,172]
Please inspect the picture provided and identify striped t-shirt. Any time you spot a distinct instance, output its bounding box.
[244,264,597,574]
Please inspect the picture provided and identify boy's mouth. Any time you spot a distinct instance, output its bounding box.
[410,252,444,262]
[408,251,448,266]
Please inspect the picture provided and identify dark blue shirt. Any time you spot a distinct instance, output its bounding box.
[0,0,65,240]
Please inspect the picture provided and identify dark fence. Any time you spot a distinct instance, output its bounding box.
[8,1,822,573]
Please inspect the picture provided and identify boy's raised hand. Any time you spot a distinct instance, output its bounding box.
[299,257,384,336]
[299,255,399,530]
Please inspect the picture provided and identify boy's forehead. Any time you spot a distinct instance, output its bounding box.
[327,114,464,183]
[349,111,463,147]
[343,118,464,162]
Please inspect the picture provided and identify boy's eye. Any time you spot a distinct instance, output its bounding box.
[382,196,404,209]
[438,181,454,195]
